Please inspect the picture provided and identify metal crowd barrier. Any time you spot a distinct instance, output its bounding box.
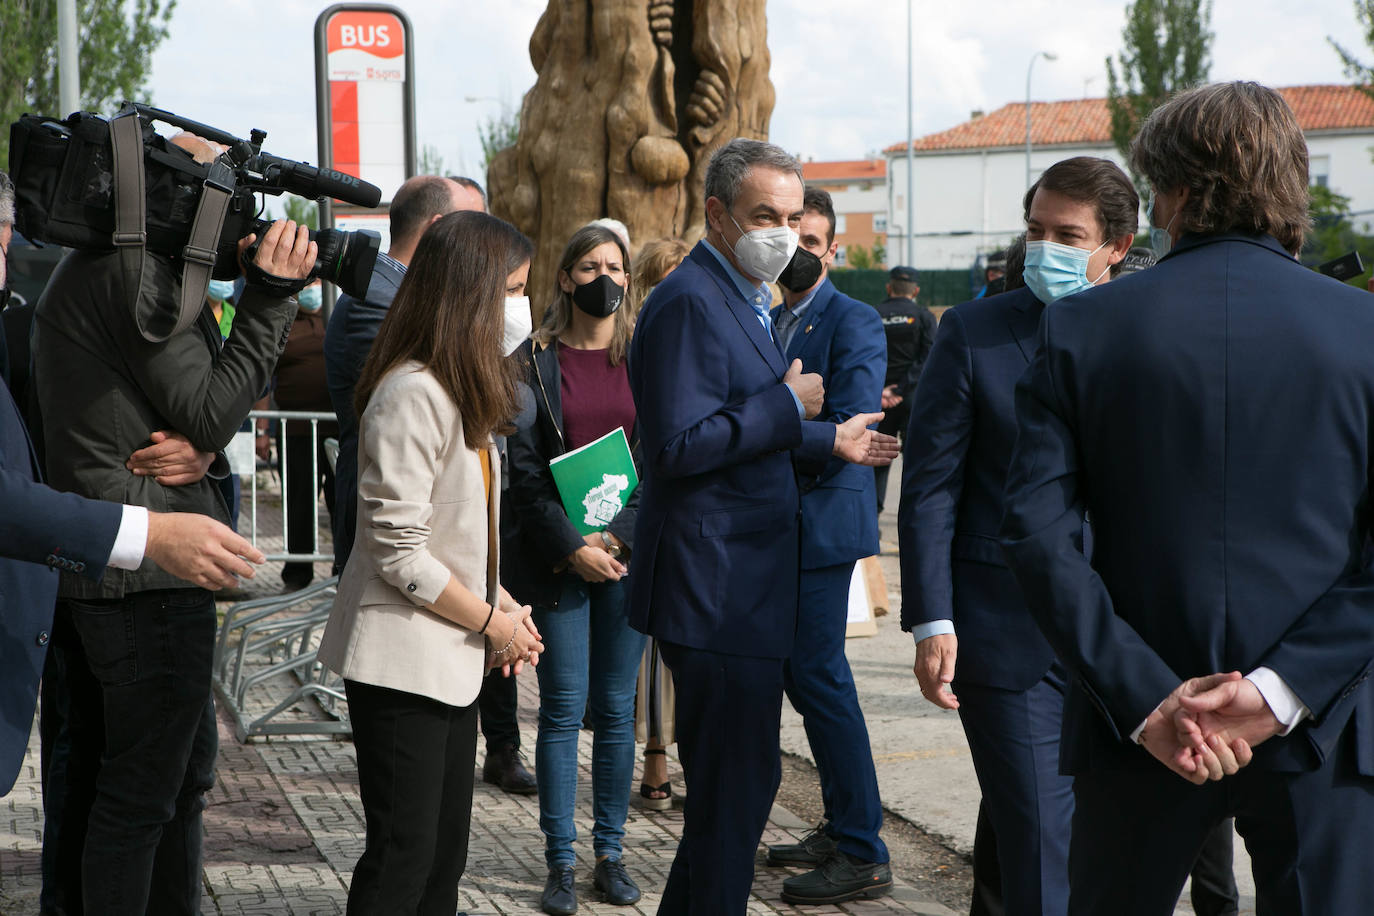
[211,409,351,741]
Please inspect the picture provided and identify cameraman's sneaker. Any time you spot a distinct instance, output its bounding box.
[780,851,892,905]
[766,821,837,868]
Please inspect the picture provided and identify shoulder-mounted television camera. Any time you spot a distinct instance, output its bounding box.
[7,102,382,340]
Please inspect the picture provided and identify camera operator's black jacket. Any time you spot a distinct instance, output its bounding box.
[33,248,298,598]
[500,338,642,609]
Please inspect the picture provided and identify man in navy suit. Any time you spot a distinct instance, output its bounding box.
[1000,81,1374,913]
[760,188,892,904]
[900,157,1137,916]
[628,139,897,915]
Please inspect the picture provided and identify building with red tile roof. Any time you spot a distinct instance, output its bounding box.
[802,159,889,267]
[883,85,1374,271]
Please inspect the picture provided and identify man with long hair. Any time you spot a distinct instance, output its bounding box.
[1000,81,1374,913]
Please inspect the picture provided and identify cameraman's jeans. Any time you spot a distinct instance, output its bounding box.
[532,578,644,868]
[65,588,218,916]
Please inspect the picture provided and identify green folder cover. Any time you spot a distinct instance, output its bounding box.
[548,427,639,535]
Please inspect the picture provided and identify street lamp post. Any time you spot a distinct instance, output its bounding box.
[1025,50,1057,191]
[905,0,914,267]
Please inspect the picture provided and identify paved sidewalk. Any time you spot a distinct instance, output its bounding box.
[0,645,955,915]
[0,466,1258,913]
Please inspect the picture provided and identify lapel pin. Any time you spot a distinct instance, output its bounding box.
[805,324,813,334]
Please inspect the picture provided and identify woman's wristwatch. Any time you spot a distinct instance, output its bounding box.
[600,530,622,558]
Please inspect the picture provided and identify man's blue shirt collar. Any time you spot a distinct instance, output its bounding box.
[377,250,407,276]
[702,239,773,313]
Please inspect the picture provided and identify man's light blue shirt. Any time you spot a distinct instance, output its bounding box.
[376,250,407,277]
[702,240,804,418]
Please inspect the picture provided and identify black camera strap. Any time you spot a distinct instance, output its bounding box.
[110,109,233,343]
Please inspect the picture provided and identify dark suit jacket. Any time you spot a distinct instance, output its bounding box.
[0,378,118,794]
[324,256,406,569]
[1000,233,1374,776]
[627,242,834,659]
[899,286,1057,691]
[775,278,885,570]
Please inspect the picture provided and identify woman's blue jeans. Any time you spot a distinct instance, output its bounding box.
[532,577,645,867]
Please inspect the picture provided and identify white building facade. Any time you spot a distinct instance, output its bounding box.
[885,86,1374,271]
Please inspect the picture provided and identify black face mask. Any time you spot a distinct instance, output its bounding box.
[777,246,823,293]
[571,273,625,318]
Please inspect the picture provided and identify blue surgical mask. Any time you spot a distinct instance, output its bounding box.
[1145,194,1177,260]
[206,279,237,303]
[297,285,323,311]
[1022,239,1110,304]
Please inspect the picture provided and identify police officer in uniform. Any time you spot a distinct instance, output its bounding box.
[873,266,936,513]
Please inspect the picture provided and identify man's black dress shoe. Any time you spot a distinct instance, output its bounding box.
[482,743,537,795]
[540,865,577,915]
[593,857,641,905]
[766,820,837,868]
[780,850,893,905]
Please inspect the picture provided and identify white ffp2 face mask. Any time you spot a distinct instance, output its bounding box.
[727,212,798,283]
[503,296,532,356]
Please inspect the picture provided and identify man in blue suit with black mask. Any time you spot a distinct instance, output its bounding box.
[761,187,891,905]
[628,139,898,915]
[1001,81,1374,914]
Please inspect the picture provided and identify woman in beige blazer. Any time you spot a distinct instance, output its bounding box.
[318,210,542,916]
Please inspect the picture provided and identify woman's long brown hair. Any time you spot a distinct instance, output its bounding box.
[355,210,534,445]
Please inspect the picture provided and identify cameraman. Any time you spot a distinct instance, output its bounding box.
[32,133,315,913]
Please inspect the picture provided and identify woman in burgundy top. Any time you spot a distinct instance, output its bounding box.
[503,224,645,913]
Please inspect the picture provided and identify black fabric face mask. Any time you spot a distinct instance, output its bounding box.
[777,246,823,293]
[571,274,625,318]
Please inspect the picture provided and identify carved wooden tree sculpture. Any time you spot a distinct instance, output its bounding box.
[489,0,774,314]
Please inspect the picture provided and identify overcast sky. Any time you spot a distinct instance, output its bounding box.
[141,0,1361,206]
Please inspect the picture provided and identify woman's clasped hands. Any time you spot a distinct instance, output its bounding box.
[485,600,544,676]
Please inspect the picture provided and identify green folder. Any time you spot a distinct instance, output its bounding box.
[548,427,639,535]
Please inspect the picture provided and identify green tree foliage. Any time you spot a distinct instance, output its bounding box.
[843,241,887,271]
[1,0,176,166]
[1330,1,1374,97]
[846,244,875,270]
[1105,0,1213,191]
[282,194,319,230]
[479,109,519,169]
[1302,184,1374,287]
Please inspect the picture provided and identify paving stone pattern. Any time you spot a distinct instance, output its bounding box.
[0,479,953,914]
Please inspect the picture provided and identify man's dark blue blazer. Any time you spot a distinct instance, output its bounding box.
[1000,232,1374,779]
[0,376,118,795]
[775,278,884,570]
[628,242,833,658]
[898,285,1056,690]
[323,256,406,570]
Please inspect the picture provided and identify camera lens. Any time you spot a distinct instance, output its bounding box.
[311,229,380,300]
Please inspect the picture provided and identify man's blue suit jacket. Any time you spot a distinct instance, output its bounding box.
[774,278,885,570]
[1001,233,1374,776]
[0,378,118,794]
[323,256,406,569]
[627,243,834,659]
[898,286,1058,691]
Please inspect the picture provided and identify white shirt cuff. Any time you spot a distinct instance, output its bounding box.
[911,619,956,644]
[1246,667,1310,737]
[107,505,149,570]
[1130,710,1154,744]
[785,384,805,419]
